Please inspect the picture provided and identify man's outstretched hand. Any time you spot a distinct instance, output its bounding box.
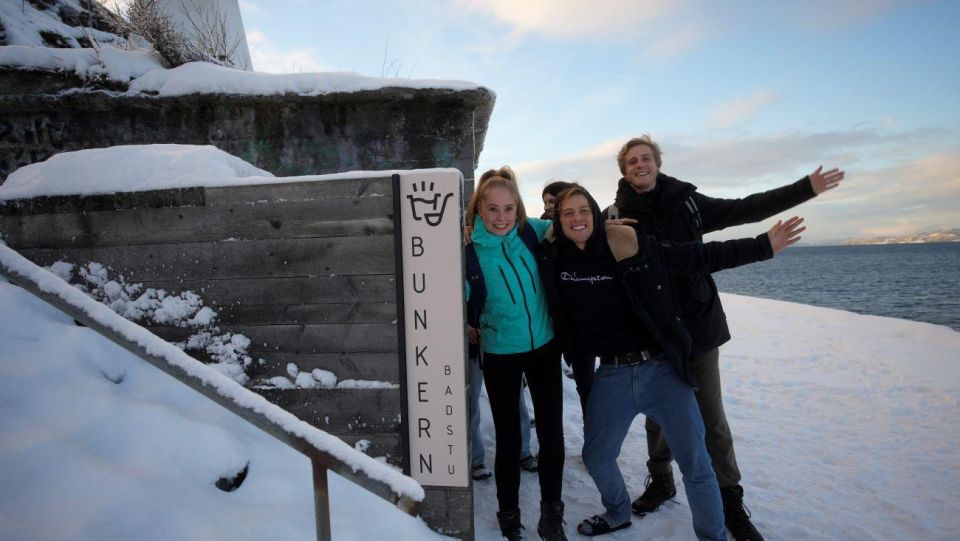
[767,216,806,254]
[809,166,844,195]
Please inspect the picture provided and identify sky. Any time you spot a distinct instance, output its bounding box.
[234,0,960,244]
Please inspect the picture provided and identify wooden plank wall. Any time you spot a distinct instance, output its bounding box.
[0,176,406,462]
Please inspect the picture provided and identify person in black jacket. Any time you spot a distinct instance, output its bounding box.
[540,180,572,220]
[539,184,804,539]
[604,134,844,540]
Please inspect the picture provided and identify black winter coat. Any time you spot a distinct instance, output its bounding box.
[540,190,774,385]
[603,172,814,353]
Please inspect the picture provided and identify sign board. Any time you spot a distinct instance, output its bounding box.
[394,170,469,488]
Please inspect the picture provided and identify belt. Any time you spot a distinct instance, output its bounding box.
[599,350,654,367]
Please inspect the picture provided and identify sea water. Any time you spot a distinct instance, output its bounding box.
[712,242,960,331]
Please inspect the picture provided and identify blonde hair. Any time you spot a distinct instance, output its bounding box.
[617,134,663,174]
[466,166,528,231]
[554,183,591,217]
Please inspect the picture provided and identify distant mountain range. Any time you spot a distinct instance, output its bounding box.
[841,229,960,245]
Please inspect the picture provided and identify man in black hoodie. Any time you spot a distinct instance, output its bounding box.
[604,134,844,540]
[539,184,804,539]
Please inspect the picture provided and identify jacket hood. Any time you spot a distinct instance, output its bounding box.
[613,172,696,216]
[552,189,608,256]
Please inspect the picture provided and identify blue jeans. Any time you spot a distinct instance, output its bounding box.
[582,358,725,541]
[470,351,534,467]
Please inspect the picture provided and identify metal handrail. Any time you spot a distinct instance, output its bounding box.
[0,244,423,540]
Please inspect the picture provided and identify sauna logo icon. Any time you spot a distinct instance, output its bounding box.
[407,181,453,226]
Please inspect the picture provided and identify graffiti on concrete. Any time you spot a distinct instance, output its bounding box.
[0,116,67,182]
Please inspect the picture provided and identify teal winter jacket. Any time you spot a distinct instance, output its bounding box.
[468,215,554,355]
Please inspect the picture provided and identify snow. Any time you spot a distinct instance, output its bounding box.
[2,249,957,539]
[126,60,484,96]
[0,0,122,49]
[312,368,338,389]
[0,44,163,82]
[0,45,485,96]
[337,379,401,390]
[0,245,425,510]
[0,145,273,200]
[0,144,463,201]
[52,260,254,384]
[0,272,437,540]
[468,294,960,540]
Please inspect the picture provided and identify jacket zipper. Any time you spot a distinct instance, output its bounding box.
[520,257,537,294]
[502,243,536,351]
[497,266,517,304]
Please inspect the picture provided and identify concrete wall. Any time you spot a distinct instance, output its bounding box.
[0,68,496,184]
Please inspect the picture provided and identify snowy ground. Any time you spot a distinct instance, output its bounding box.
[1,268,957,539]
[473,294,960,540]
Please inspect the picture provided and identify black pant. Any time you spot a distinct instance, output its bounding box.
[483,340,564,512]
[569,353,596,413]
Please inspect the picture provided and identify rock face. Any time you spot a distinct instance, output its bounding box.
[0,76,495,184]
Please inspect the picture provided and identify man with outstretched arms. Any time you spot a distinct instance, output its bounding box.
[601,134,844,541]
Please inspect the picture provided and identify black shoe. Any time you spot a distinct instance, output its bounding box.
[520,454,539,472]
[497,508,524,540]
[537,500,567,541]
[630,472,677,516]
[576,515,631,537]
[471,463,492,481]
[721,485,764,541]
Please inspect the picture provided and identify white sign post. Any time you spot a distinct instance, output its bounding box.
[394,170,469,488]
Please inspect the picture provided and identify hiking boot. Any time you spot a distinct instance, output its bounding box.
[497,508,524,540]
[471,463,492,481]
[631,472,677,516]
[721,485,764,541]
[520,454,539,472]
[537,500,567,541]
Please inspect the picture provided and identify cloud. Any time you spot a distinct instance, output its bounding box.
[455,0,679,40]
[667,148,959,244]
[244,29,338,73]
[507,130,959,244]
[706,90,779,129]
[785,0,922,30]
[640,22,716,62]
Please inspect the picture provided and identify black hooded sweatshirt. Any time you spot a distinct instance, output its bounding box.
[540,189,776,385]
[552,192,658,358]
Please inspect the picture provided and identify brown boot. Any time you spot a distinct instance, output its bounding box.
[537,501,567,541]
[496,508,524,540]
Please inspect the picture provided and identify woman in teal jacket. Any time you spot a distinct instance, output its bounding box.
[466,166,566,541]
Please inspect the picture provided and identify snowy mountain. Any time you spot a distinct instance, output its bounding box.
[841,228,960,245]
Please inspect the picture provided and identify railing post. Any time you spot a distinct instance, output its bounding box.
[312,458,332,541]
